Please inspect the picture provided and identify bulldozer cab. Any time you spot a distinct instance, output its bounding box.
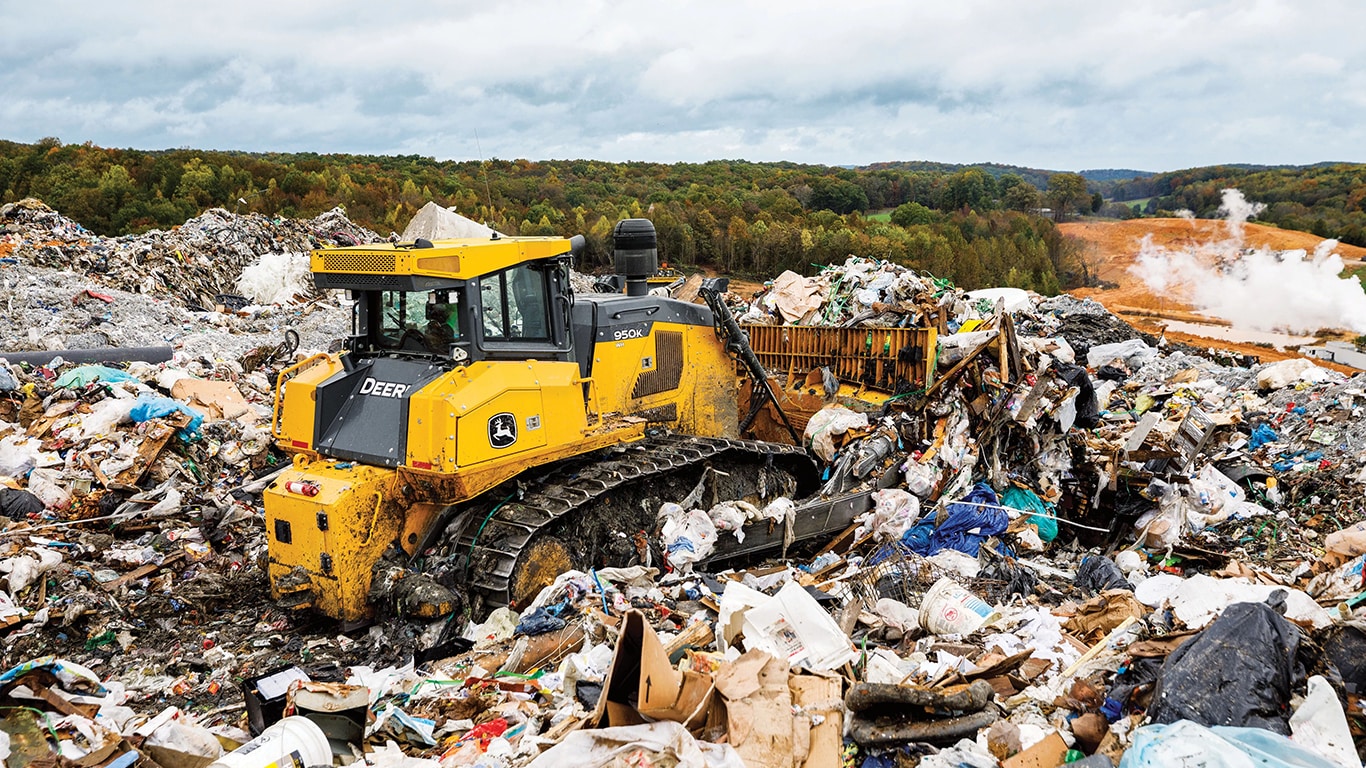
[335,239,578,368]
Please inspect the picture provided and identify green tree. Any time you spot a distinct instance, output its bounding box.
[890,201,936,227]
[1002,183,1041,212]
[1046,173,1089,222]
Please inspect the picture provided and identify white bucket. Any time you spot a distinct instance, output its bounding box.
[918,576,997,636]
[206,717,331,768]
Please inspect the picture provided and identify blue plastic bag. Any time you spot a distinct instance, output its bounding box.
[1248,423,1279,450]
[1001,486,1058,542]
[1120,721,1330,768]
[54,365,138,389]
[129,394,204,437]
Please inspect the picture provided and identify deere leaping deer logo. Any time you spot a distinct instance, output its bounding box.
[488,412,518,448]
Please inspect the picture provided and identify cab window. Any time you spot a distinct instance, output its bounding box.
[373,289,461,353]
[480,264,550,341]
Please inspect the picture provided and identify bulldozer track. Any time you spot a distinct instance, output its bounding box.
[456,433,816,610]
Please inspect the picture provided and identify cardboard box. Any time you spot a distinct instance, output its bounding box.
[594,611,715,730]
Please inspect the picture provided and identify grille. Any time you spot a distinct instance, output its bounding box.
[321,252,397,273]
[632,331,684,398]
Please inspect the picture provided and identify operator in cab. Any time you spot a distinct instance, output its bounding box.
[423,296,459,354]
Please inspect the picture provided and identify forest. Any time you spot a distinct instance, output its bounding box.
[2,138,1361,293]
[0,139,1089,293]
[1102,162,1366,246]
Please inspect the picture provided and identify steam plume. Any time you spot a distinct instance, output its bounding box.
[1130,189,1366,334]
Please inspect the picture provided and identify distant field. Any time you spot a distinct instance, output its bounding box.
[1113,197,1152,210]
[866,210,893,222]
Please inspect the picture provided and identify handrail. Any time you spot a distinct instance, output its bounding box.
[271,353,331,439]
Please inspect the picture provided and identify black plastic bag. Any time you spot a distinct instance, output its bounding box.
[1147,600,1304,734]
[1055,363,1099,429]
[0,487,43,517]
[1074,555,1132,595]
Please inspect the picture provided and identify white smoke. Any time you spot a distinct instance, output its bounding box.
[1217,188,1266,241]
[1129,189,1366,334]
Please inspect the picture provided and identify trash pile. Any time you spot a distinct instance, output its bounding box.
[1,199,1366,767]
[735,256,1030,330]
[0,197,380,312]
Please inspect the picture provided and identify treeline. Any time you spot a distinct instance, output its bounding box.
[1102,163,1366,246]
[0,138,1098,292]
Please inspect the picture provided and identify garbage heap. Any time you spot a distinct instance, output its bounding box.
[0,203,1364,768]
[0,198,380,312]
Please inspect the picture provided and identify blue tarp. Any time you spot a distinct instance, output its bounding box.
[900,482,1010,557]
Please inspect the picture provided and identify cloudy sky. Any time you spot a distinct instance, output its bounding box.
[2,0,1362,172]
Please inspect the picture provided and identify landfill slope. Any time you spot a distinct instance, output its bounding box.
[2,200,1366,767]
[1065,217,1366,367]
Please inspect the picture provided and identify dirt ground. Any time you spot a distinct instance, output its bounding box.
[1062,218,1366,372]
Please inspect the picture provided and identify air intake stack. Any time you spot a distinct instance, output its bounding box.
[612,218,659,297]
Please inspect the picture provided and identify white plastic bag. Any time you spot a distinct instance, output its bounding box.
[659,504,718,571]
[1086,338,1158,369]
[903,461,938,498]
[27,468,72,509]
[0,435,41,477]
[1289,675,1362,768]
[707,503,747,542]
[853,489,920,543]
[803,406,869,462]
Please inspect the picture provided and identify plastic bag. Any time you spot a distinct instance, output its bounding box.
[53,365,138,389]
[78,397,136,440]
[1249,423,1279,449]
[26,468,71,509]
[1075,556,1133,595]
[145,719,223,764]
[659,503,717,572]
[1054,364,1099,429]
[1288,675,1362,768]
[1121,721,1335,768]
[1,547,63,594]
[1134,481,1189,549]
[854,489,920,543]
[803,406,869,462]
[1086,338,1158,370]
[1148,601,1305,734]
[1001,486,1057,542]
[0,487,44,518]
[0,435,41,478]
[902,461,937,498]
[1256,358,1335,391]
[129,394,204,437]
[708,503,747,542]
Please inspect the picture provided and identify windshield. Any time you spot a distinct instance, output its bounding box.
[372,289,462,354]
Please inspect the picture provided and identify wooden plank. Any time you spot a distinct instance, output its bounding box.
[1122,412,1162,456]
[113,413,191,488]
[815,522,859,557]
[102,552,185,592]
[662,621,714,658]
[31,682,99,718]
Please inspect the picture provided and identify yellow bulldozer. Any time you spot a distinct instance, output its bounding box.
[265,220,935,623]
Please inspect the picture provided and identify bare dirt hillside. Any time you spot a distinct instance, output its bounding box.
[1061,218,1366,370]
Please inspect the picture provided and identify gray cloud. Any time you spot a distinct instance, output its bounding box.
[2,0,1364,170]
